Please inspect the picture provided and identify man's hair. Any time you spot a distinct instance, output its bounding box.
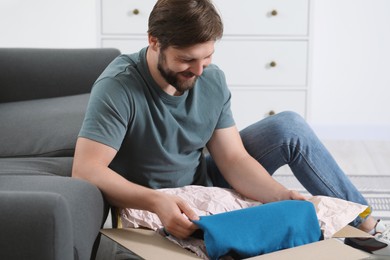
[148,0,223,50]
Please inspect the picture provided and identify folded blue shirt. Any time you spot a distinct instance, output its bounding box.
[193,200,322,260]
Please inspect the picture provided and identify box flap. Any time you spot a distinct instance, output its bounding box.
[333,225,373,238]
[101,228,199,259]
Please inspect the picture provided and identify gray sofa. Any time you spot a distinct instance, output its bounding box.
[0,48,121,260]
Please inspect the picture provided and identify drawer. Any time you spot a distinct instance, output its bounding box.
[102,38,148,54]
[229,89,306,130]
[213,0,309,36]
[213,40,308,86]
[101,0,156,34]
[101,0,309,36]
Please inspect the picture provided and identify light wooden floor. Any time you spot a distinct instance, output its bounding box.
[322,140,390,176]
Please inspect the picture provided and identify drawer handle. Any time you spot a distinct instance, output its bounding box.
[268,110,276,116]
[269,61,277,67]
[270,10,278,16]
[132,9,140,15]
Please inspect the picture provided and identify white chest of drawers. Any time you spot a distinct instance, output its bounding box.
[98,0,312,130]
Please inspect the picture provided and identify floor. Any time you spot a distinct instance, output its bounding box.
[96,139,390,259]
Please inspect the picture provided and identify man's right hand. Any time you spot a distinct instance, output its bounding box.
[152,192,199,239]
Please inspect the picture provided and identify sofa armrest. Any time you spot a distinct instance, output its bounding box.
[0,191,74,260]
[0,176,105,260]
[0,48,120,103]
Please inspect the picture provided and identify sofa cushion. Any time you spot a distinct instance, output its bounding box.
[0,94,89,158]
[0,48,120,103]
[0,157,73,177]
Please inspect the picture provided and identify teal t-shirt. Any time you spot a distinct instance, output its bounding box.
[79,47,235,188]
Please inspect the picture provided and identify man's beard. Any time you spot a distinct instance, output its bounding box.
[157,52,198,93]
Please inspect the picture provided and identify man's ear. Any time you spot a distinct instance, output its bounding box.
[148,35,159,51]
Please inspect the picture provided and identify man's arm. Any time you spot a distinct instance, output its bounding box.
[206,126,305,203]
[72,137,198,238]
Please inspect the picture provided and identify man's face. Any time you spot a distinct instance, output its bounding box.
[157,41,215,93]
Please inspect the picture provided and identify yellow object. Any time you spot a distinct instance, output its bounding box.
[359,206,372,220]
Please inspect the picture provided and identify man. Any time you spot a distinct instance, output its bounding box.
[72,0,389,254]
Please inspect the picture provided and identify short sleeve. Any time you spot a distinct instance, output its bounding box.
[78,77,132,150]
[215,71,235,129]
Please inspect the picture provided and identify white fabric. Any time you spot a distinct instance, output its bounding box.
[121,186,259,230]
[308,196,368,239]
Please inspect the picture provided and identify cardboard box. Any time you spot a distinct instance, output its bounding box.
[100,225,372,260]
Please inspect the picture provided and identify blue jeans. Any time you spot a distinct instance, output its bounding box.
[206,111,370,227]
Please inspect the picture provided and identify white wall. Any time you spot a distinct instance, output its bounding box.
[0,0,97,48]
[310,0,390,139]
[1,0,389,139]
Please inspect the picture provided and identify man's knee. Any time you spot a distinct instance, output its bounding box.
[275,111,305,124]
[273,111,316,144]
[269,111,308,134]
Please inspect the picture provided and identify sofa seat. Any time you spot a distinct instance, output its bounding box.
[0,157,73,176]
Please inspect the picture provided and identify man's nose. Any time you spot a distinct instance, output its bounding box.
[190,61,208,76]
